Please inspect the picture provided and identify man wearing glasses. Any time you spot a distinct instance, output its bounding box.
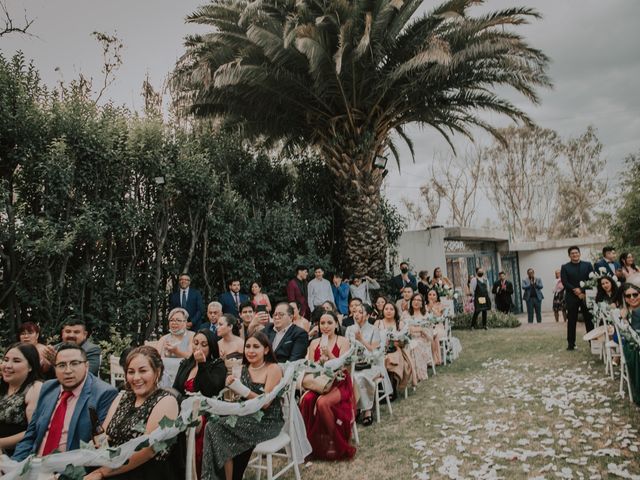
[12,343,117,461]
[261,302,309,362]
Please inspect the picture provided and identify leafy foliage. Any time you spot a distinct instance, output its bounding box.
[610,150,640,256]
[2,52,403,347]
[451,311,521,330]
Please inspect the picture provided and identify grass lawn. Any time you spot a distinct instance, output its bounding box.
[265,317,640,480]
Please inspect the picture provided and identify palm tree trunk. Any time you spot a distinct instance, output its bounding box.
[329,152,388,278]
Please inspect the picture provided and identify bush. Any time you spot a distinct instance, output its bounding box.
[451,311,521,330]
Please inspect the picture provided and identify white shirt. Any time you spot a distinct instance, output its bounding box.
[272,323,292,352]
[307,278,334,311]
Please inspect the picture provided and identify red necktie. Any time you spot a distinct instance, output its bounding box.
[41,390,74,455]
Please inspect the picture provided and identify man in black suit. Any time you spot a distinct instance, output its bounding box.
[560,246,594,350]
[168,273,205,331]
[492,271,514,313]
[219,277,249,317]
[261,302,309,362]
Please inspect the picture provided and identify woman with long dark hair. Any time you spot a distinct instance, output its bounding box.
[620,253,640,283]
[172,329,226,477]
[374,302,414,398]
[250,281,272,313]
[595,276,621,307]
[405,293,433,382]
[300,311,356,460]
[0,343,42,456]
[84,346,182,480]
[216,315,244,359]
[17,322,53,375]
[202,331,283,480]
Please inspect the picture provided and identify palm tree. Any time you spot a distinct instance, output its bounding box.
[174,0,551,276]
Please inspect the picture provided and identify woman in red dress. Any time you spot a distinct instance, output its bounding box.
[299,310,356,460]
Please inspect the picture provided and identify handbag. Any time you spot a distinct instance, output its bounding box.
[301,372,334,394]
[354,361,371,371]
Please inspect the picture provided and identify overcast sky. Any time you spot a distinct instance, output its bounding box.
[2,0,639,226]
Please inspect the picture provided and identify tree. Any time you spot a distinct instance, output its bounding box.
[610,150,640,252]
[484,126,561,240]
[173,0,550,275]
[0,1,34,38]
[552,126,607,237]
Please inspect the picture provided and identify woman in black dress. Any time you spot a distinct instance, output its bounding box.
[0,343,42,456]
[83,346,183,480]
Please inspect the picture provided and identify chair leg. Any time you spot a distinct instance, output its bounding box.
[256,453,263,480]
[293,459,301,480]
[385,392,393,416]
[352,421,360,445]
[266,453,273,480]
[375,390,381,423]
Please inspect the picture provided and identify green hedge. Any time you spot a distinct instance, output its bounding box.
[451,311,521,330]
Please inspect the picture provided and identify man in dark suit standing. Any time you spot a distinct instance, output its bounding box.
[218,277,249,317]
[12,343,118,461]
[492,271,514,313]
[594,246,621,277]
[261,302,309,362]
[169,273,205,331]
[561,246,595,350]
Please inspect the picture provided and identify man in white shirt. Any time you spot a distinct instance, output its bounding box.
[307,267,334,312]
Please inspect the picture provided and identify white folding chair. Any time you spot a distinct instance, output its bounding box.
[439,317,452,366]
[374,374,393,423]
[612,320,634,402]
[248,376,301,480]
[185,399,200,480]
[350,363,360,445]
[109,355,125,387]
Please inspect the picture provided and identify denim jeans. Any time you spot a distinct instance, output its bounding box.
[526,297,542,323]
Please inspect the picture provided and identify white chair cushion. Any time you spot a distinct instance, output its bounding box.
[253,432,290,454]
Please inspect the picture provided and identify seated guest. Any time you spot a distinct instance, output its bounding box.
[345,305,384,426]
[262,302,309,362]
[12,343,117,461]
[289,301,311,333]
[595,276,622,306]
[173,329,226,478]
[205,301,223,338]
[404,293,433,382]
[0,343,43,457]
[18,322,53,375]
[243,301,270,338]
[202,332,283,480]
[374,302,414,398]
[217,315,245,359]
[620,253,640,283]
[340,297,363,330]
[85,346,183,480]
[425,289,446,365]
[395,286,414,314]
[49,319,102,376]
[349,274,380,306]
[371,295,388,322]
[621,282,640,333]
[157,308,195,359]
[300,311,356,460]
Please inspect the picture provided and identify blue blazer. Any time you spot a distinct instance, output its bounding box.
[169,287,205,331]
[593,258,621,277]
[12,373,118,461]
[522,277,544,301]
[218,291,249,317]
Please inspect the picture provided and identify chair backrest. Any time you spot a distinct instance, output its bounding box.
[109,355,125,387]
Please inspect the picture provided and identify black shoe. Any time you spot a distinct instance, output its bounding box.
[362,414,373,426]
[567,346,575,351]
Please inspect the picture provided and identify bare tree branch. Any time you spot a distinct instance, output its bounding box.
[0,1,35,37]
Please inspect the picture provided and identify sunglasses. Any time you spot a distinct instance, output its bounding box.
[625,292,640,299]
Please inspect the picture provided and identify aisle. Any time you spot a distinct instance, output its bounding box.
[294,320,640,480]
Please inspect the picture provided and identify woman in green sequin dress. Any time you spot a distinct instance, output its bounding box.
[202,331,283,480]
